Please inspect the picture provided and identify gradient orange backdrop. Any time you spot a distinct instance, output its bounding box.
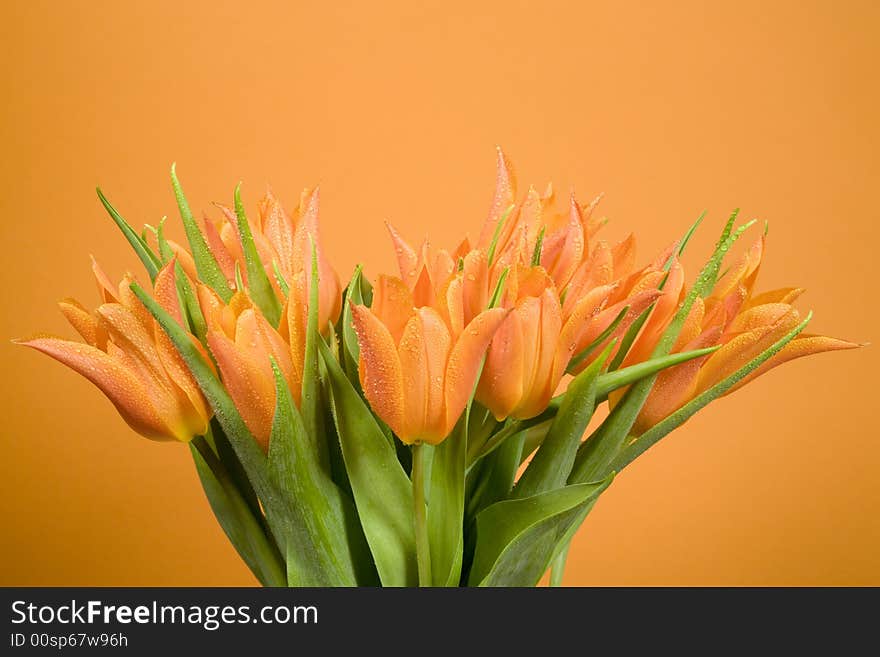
[1,0,877,586]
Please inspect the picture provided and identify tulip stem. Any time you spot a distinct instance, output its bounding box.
[412,443,432,587]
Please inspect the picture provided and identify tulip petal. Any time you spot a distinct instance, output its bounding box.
[696,307,800,394]
[443,307,508,437]
[517,289,562,419]
[745,287,805,309]
[553,284,614,382]
[206,321,274,450]
[90,257,119,303]
[166,239,199,283]
[351,304,406,439]
[611,234,636,279]
[398,308,452,441]
[632,326,722,434]
[386,221,421,290]
[477,310,525,420]
[371,275,415,344]
[728,334,861,393]
[479,146,517,248]
[16,336,170,440]
[58,298,102,347]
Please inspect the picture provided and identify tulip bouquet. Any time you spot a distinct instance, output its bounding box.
[18,150,859,587]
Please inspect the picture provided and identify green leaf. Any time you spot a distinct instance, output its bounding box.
[96,187,161,281]
[302,242,328,470]
[701,208,740,296]
[272,260,290,296]
[531,226,545,266]
[318,336,418,587]
[427,417,467,586]
[514,348,608,499]
[595,345,720,399]
[469,476,613,586]
[466,429,525,521]
[677,211,706,257]
[130,283,290,562]
[612,311,814,472]
[170,163,233,301]
[266,362,374,586]
[190,436,286,587]
[233,184,281,325]
[488,266,510,308]
[339,266,373,382]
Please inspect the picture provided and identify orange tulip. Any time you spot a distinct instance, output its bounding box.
[16,260,211,441]
[198,280,306,451]
[476,146,606,290]
[630,236,861,434]
[351,278,508,445]
[209,186,342,329]
[385,222,471,308]
[473,266,601,419]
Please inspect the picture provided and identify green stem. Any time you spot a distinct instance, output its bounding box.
[549,543,570,587]
[412,442,432,587]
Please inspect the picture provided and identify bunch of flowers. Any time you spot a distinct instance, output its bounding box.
[18,150,859,586]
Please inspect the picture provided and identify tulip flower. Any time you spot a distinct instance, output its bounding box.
[385,222,471,307]
[629,236,861,434]
[208,186,342,329]
[477,147,606,288]
[198,282,304,450]
[16,260,211,441]
[350,277,508,444]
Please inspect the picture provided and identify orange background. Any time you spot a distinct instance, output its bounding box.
[1,0,877,585]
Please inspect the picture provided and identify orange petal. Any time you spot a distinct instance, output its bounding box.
[553,283,615,381]
[166,240,199,283]
[386,221,421,290]
[351,304,406,440]
[262,191,294,274]
[17,336,172,440]
[477,311,525,420]
[206,325,274,450]
[398,308,451,441]
[625,258,685,364]
[452,236,472,261]
[520,187,544,257]
[442,307,508,440]
[292,187,342,328]
[58,298,103,347]
[696,307,800,394]
[153,260,184,324]
[611,234,637,279]
[516,289,563,419]
[460,250,490,326]
[632,325,723,434]
[478,146,517,248]
[744,287,805,310]
[203,214,238,286]
[728,334,862,393]
[572,289,663,369]
[545,194,585,290]
[583,240,614,289]
[371,275,415,344]
[90,257,118,303]
[96,303,169,390]
[412,265,435,308]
